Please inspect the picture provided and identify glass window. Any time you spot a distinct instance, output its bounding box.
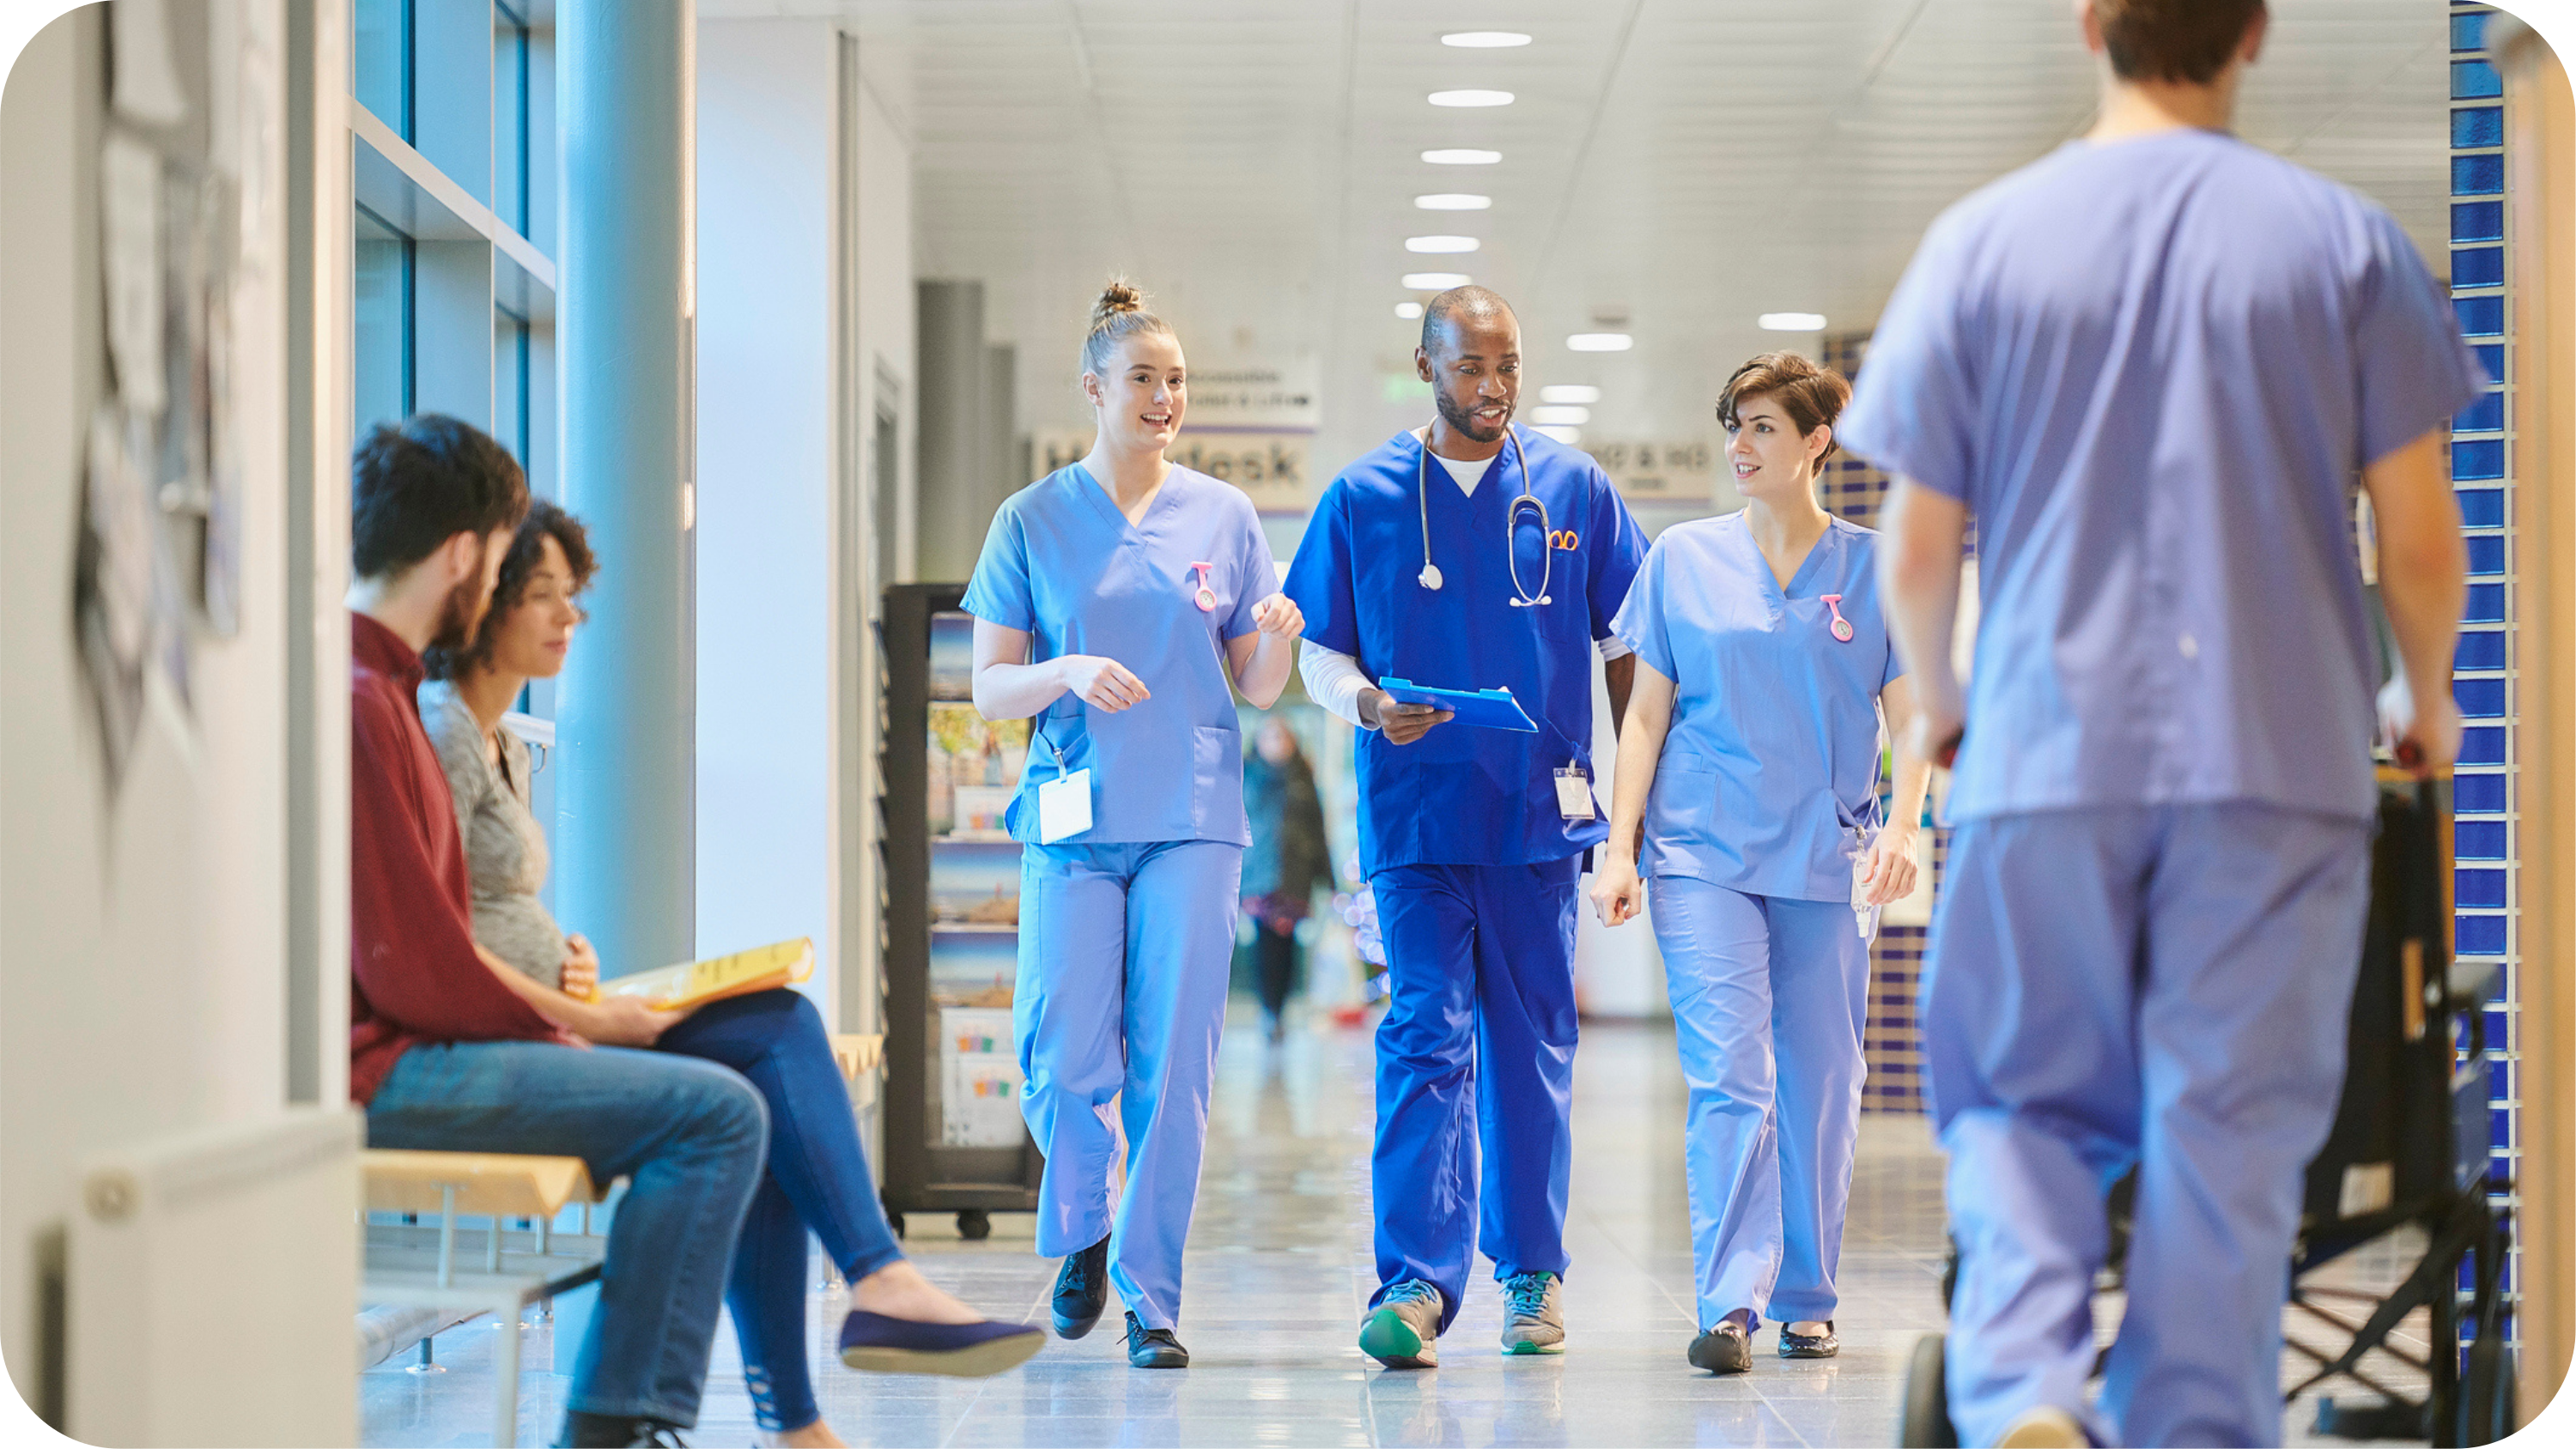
[494,307,531,465]
[493,3,530,235]
[353,0,410,136]
[354,207,412,435]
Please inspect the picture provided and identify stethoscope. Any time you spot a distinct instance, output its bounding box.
[1416,425,1551,608]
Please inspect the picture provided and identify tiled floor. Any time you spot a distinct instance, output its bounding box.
[360,1006,2425,1447]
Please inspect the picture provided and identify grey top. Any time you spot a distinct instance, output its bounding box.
[419,680,567,990]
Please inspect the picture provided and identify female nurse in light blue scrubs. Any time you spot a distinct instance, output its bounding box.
[1590,353,1930,1376]
[963,280,1304,1371]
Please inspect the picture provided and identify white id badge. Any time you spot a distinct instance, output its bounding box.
[1554,767,1595,822]
[1037,768,1093,844]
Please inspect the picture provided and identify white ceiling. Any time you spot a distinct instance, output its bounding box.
[702,0,2454,493]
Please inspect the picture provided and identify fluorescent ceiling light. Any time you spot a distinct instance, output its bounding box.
[1528,405,1589,426]
[1759,312,1829,331]
[1394,301,1425,319]
[1442,31,1531,47]
[1415,193,1492,210]
[1540,385,1601,404]
[1406,235,1479,254]
[1567,333,1632,352]
[1402,271,1472,290]
[1532,425,1583,446]
[1429,89,1514,107]
[1423,149,1502,165]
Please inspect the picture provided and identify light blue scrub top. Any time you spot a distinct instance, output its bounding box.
[1282,426,1647,876]
[961,464,1278,846]
[1836,128,2483,825]
[1614,513,1902,902]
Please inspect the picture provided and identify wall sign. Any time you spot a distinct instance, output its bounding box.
[1586,439,1715,500]
[1036,427,1320,515]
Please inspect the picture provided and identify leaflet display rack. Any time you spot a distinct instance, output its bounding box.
[877,584,1042,1239]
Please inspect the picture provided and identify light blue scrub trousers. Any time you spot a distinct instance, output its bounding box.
[1649,878,1870,1332]
[1015,838,1243,1331]
[1926,803,2370,1449]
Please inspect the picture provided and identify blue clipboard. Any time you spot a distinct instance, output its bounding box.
[1376,678,1539,733]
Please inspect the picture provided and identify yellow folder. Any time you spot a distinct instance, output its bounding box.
[592,937,815,1009]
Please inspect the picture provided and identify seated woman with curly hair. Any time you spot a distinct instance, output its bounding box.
[420,500,1041,1448]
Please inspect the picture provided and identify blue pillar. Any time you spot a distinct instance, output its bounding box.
[556,0,694,974]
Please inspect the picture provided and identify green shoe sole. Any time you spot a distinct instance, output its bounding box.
[1501,1338,1565,1355]
[1358,1309,1437,1368]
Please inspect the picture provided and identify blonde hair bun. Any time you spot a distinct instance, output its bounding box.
[1091,278,1147,328]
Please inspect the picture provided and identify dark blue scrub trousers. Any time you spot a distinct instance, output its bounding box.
[1370,856,1583,1331]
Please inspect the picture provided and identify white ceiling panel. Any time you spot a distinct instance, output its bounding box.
[705,0,2456,474]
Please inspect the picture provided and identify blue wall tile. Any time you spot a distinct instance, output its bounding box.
[2454,106,2505,148]
[2453,246,2506,287]
[2454,200,2505,241]
[2466,535,2506,576]
[2465,583,2507,622]
[2456,391,2505,433]
[2460,914,2510,959]
[2458,488,2505,527]
[2457,630,2506,670]
[2458,868,2508,908]
[2454,154,2506,195]
[2457,773,2510,813]
[2456,294,2506,336]
[2475,343,2506,382]
[2458,820,2508,858]
[2454,439,2506,479]
[2455,676,2507,716]
[2453,10,2490,50]
[2461,725,2506,764]
[2454,60,2504,99]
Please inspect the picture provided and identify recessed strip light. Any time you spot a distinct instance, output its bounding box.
[1415,193,1492,210]
[1567,333,1632,352]
[1406,235,1479,254]
[1429,89,1514,107]
[1423,149,1502,165]
[1395,301,1425,319]
[1532,425,1583,446]
[1540,385,1600,404]
[1402,271,1472,290]
[1528,405,1589,426]
[1759,312,1828,331]
[1442,31,1531,47]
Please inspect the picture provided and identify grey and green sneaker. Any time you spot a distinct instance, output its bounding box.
[1358,1279,1443,1369]
[1498,1271,1565,1355]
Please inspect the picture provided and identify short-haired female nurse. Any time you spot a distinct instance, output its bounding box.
[1589,353,1931,1377]
[964,280,1304,1371]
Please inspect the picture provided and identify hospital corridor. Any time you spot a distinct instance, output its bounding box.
[6,1,2576,1447]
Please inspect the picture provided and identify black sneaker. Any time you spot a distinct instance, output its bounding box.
[1050,1235,1110,1339]
[1124,1311,1188,1368]
[1688,1322,1752,1375]
[560,1411,689,1447]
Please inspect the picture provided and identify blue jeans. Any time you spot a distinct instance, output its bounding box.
[365,1040,769,1428]
[656,990,907,1432]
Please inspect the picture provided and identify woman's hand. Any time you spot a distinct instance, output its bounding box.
[1590,854,1644,928]
[560,933,600,1000]
[1056,655,1151,712]
[1251,593,1305,642]
[582,993,685,1048]
[1859,823,1920,906]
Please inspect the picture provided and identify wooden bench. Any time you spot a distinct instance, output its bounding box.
[362,1150,615,1447]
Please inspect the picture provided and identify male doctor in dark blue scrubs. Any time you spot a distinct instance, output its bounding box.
[1285,286,1646,1367]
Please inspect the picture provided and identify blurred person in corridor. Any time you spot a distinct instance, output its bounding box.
[1242,716,1334,1044]
[1841,1,2477,1442]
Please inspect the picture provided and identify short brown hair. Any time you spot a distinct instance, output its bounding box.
[2094,0,2264,85]
[1716,353,1852,461]
[424,500,598,682]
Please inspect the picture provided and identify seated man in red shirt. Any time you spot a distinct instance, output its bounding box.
[344,414,767,1449]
